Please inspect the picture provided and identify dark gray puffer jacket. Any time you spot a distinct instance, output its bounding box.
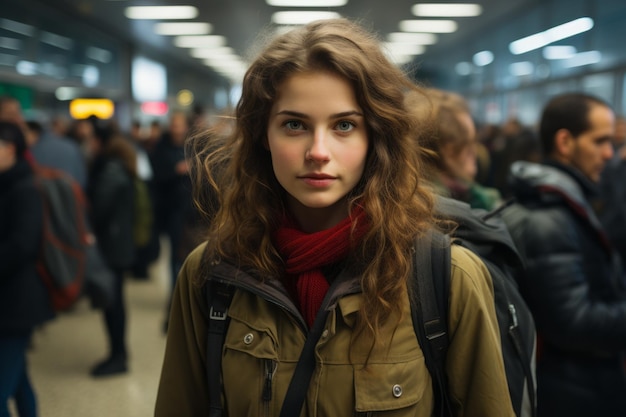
[505,159,626,417]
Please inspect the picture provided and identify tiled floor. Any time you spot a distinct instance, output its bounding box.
[9,241,172,417]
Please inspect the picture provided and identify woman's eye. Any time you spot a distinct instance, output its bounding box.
[285,120,304,130]
[336,121,355,132]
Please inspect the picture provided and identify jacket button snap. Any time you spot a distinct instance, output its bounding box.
[321,329,329,339]
[392,384,403,398]
[243,333,254,345]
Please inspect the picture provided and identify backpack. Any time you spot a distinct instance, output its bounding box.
[421,196,537,417]
[34,165,89,311]
[203,196,537,417]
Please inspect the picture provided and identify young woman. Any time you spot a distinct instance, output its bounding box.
[156,19,514,417]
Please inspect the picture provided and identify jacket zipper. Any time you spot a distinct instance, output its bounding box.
[263,359,277,417]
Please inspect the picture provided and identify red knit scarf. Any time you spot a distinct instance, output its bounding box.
[273,207,368,327]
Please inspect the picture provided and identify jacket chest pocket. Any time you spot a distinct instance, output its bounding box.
[354,357,432,416]
[222,316,282,417]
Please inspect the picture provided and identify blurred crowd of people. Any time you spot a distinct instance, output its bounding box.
[0,94,233,416]
[2,75,626,416]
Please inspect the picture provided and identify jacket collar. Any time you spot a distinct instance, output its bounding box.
[542,158,600,199]
[208,260,363,332]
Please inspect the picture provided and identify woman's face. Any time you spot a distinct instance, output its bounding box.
[441,111,478,182]
[266,71,369,232]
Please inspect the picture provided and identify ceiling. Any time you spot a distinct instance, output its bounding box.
[48,0,540,84]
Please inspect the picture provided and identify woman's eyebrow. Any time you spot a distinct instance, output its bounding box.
[274,110,363,118]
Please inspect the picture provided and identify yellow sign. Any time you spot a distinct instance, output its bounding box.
[70,99,115,119]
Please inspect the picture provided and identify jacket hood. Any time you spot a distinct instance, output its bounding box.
[508,160,591,209]
[508,160,609,250]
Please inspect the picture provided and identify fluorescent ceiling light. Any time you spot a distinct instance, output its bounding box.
[55,87,81,101]
[0,37,21,50]
[0,19,35,36]
[41,31,73,50]
[562,50,601,68]
[266,0,347,5]
[383,48,414,65]
[125,6,198,20]
[155,22,212,36]
[212,65,245,74]
[174,35,227,48]
[16,60,38,76]
[190,47,235,59]
[542,45,577,60]
[412,3,482,17]
[86,46,113,63]
[206,59,247,70]
[272,11,341,25]
[399,20,458,33]
[509,17,593,55]
[273,26,299,36]
[389,54,414,65]
[205,57,245,66]
[473,50,493,66]
[387,32,437,45]
[384,42,425,55]
[509,61,534,76]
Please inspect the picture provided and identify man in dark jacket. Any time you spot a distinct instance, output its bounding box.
[505,93,624,417]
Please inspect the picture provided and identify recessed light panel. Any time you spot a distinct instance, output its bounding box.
[412,3,482,17]
[399,20,458,33]
[125,6,198,20]
[155,23,212,36]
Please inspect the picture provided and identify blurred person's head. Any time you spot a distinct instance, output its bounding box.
[0,121,27,172]
[130,120,142,140]
[69,118,95,142]
[406,88,477,182]
[502,118,523,138]
[540,93,615,183]
[92,121,137,177]
[25,120,43,147]
[0,96,24,126]
[50,115,70,137]
[168,112,189,146]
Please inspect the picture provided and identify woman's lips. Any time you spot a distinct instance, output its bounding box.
[300,173,336,187]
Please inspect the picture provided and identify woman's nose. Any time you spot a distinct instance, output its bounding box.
[306,129,330,162]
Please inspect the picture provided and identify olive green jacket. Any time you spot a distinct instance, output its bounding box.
[155,242,515,417]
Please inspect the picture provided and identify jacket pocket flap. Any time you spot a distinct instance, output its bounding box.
[223,318,277,360]
[354,358,428,412]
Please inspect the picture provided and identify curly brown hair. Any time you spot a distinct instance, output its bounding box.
[189,18,436,344]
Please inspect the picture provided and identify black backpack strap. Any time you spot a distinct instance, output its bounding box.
[278,275,344,417]
[205,280,235,417]
[410,229,453,417]
[205,272,340,417]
